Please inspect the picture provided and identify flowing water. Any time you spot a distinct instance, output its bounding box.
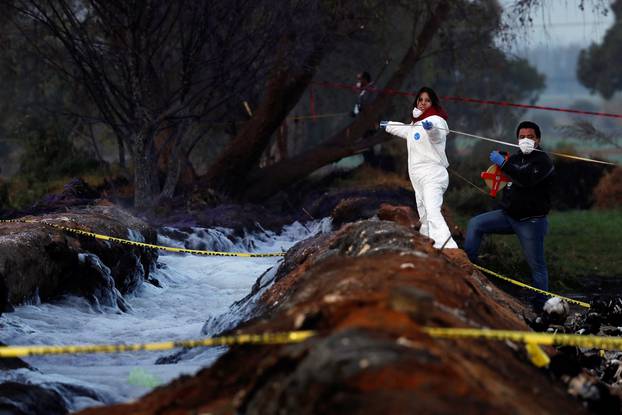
[0,219,331,412]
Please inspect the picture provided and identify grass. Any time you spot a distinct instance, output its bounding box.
[453,209,622,291]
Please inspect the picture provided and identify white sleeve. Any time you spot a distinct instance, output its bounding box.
[424,115,448,144]
[385,121,414,140]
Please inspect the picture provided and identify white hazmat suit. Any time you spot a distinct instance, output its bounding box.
[385,114,458,249]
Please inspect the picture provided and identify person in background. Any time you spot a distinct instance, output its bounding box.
[380,86,458,250]
[464,121,555,311]
[352,71,374,117]
[352,71,384,167]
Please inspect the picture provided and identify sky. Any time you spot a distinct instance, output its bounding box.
[495,0,617,104]
[500,0,614,52]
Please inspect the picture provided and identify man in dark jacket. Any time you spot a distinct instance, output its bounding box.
[464,121,555,311]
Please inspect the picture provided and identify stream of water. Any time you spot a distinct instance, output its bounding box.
[0,219,331,412]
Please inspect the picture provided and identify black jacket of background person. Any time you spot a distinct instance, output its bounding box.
[499,149,555,220]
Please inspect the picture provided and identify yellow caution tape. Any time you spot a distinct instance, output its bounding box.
[48,223,286,257]
[1,218,286,258]
[8,326,622,359]
[472,264,590,308]
[423,327,622,350]
[525,343,551,367]
[0,330,316,358]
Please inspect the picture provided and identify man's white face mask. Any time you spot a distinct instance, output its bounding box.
[518,138,535,154]
[412,107,423,119]
[356,81,362,89]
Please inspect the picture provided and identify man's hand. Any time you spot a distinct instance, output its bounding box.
[379,121,389,130]
[489,150,505,167]
[422,120,433,130]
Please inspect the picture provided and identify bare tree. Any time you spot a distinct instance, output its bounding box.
[558,121,622,149]
[10,0,296,208]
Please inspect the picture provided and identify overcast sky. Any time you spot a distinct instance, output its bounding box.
[501,0,614,52]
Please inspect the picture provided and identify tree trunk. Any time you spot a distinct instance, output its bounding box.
[133,129,158,209]
[202,39,326,195]
[117,136,126,168]
[159,136,186,201]
[244,0,451,201]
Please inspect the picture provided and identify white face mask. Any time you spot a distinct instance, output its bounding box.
[356,81,362,89]
[518,138,535,154]
[412,108,423,119]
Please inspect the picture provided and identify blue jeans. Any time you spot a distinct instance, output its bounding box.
[464,209,549,308]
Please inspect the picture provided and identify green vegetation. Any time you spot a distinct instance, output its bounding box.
[4,174,108,209]
[0,117,106,209]
[453,210,622,291]
[17,121,101,183]
[578,0,622,99]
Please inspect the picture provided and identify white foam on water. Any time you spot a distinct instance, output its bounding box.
[0,218,331,412]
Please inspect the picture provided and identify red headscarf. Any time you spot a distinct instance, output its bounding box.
[412,106,448,123]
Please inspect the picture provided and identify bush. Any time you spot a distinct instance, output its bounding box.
[593,166,622,209]
[17,123,102,183]
[5,117,105,208]
[550,155,610,210]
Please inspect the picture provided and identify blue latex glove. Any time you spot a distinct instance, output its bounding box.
[379,121,389,130]
[489,150,505,166]
[421,120,433,130]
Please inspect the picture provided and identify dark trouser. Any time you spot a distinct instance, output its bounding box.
[464,209,549,310]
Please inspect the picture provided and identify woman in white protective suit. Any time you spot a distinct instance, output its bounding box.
[380,86,457,249]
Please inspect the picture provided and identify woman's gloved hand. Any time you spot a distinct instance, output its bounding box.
[422,120,433,130]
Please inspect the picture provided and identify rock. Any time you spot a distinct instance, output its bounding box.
[543,297,569,325]
[0,205,157,311]
[0,377,106,415]
[567,372,620,414]
[591,298,622,327]
[79,218,588,415]
[0,381,67,415]
[377,204,419,229]
[304,187,416,221]
[331,197,382,228]
[74,253,131,311]
[0,277,7,317]
[0,342,30,371]
[440,248,473,272]
[568,298,622,336]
